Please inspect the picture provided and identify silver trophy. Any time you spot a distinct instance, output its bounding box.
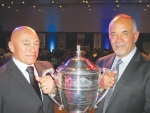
[43,45,109,113]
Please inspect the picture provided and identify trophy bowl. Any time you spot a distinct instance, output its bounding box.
[44,45,109,113]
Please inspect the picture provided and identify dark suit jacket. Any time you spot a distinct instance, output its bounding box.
[0,58,54,113]
[95,50,150,113]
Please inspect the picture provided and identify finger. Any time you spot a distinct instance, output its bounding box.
[107,78,116,86]
[40,82,47,88]
[41,86,49,94]
[108,76,116,86]
[43,88,53,94]
[105,83,113,89]
[40,76,54,88]
[42,84,55,94]
[105,72,112,76]
[100,79,111,89]
[109,83,114,87]
[109,76,116,81]
[41,86,48,91]
[38,76,50,84]
[40,86,45,91]
[40,76,48,82]
[110,80,115,85]
[112,71,118,75]
[108,72,117,77]
[40,82,52,91]
[35,76,41,82]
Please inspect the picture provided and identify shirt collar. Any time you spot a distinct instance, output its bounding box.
[114,47,137,65]
[12,57,34,72]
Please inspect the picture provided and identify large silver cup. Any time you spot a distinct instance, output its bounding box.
[43,45,109,113]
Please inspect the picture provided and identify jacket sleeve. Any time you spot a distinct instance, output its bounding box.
[144,69,150,113]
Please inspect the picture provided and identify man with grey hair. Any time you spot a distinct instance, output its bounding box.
[95,14,150,113]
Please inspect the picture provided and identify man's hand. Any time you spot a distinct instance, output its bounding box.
[100,71,117,89]
[35,75,55,94]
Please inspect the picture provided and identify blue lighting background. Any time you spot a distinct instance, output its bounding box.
[47,32,57,52]
[46,10,113,51]
[46,12,58,52]
[102,33,111,50]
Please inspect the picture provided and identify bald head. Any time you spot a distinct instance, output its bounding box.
[9,26,40,65]
[109,14,137,33]
[11,26,38,42]
[108,14,139,58]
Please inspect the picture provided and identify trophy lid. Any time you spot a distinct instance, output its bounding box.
[56,45,100,74]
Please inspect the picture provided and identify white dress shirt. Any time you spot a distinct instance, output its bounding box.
[12,57,43,100]
[111,47,137,80]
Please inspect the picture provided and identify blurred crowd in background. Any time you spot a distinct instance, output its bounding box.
[0,44,150,69]
[0,45,114,69]
[37,45,114,69]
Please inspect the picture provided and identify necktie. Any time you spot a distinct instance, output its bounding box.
[102,59,123,113]
[26,66,42,100]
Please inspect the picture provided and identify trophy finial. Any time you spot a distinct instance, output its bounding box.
[77,45,80,52]
[76,45,81,58]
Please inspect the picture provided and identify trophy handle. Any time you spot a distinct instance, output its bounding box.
[43,68,64,110]
[93,88,109,109]
[48,91,64,110]
[93,68,111,109]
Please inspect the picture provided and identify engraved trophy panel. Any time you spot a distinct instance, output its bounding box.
[61,73,99,113]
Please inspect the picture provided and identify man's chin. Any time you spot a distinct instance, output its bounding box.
[115,51,126,56]
[26,60,36,65]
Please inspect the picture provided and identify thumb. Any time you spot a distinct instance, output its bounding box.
[35,76,41,82]
[112,71,118,75]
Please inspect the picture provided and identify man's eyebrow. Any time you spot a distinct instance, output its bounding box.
[22,39,40,43]
[109,32,116,34]
[23,39,30,42]
[34,40,40,44]
[35,40,40,42]
[122,30,128,33]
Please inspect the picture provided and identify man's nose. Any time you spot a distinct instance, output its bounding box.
[116,33,123,40]
[29,44,36,52]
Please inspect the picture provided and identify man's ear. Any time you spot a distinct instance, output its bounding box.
[134,31,139,43]
[8,41,14,53]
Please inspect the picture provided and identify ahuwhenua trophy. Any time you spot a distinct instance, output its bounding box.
[43,45,109,113]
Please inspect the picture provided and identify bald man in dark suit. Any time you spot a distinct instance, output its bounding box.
[0,26,55,113]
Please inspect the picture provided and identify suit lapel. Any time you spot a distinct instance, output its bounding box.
[7,59,42,105]
[35,61,53,110]
[104,53,116,69]
[35,61,43,77]
[108,50,141,106]
[35,61,50,77]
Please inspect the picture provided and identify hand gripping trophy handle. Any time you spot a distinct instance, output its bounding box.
[93,68,111,109]
[42,68,64,110]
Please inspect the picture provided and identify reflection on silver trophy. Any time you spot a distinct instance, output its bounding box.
[42,45,109,113]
